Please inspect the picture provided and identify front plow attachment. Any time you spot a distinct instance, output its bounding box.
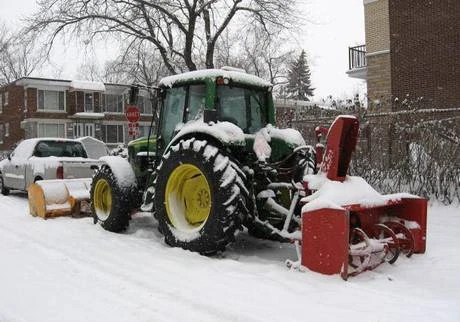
[301,197,427,279]
[28,178,92,219]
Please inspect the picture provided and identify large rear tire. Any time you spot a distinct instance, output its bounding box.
[90,166,132,232]
[0,174,10,196]
[154,138,248,254]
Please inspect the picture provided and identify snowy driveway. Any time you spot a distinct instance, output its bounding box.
[0,192,459,322]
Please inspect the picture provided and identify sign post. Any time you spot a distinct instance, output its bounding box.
[125,105,141,139]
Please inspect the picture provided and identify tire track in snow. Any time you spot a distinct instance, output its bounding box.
[0,198,262,322]
[1,195,459,322]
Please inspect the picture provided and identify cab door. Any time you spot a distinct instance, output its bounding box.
[157,86,186,152]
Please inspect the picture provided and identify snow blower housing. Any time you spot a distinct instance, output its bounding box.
[55,68,425,279]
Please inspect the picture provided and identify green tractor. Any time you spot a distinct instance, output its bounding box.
[29,68,428,277]
[91,68,315,254]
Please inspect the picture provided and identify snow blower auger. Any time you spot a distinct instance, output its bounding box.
[297,116,427,280]
[28,179,92,219]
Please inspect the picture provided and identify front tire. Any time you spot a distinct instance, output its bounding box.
[0,175,10,196]
[90,166,132,232]
[154,138,248,254]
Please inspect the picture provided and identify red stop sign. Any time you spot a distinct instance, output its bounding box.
[125,105,140,123]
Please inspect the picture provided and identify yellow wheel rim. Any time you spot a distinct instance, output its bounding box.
[165,164,211,232]
[93,178,112,220]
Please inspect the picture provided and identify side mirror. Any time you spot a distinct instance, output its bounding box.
[7,153,11,161]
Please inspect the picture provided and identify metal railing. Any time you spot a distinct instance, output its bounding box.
[349,45,367,70]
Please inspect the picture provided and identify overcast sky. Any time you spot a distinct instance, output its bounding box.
[0,0,365,99]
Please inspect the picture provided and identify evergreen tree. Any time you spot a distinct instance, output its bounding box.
[286,50,314,101]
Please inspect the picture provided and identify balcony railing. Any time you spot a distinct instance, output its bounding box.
[349,45,367,70]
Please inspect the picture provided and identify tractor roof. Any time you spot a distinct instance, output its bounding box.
[159,69,272,88]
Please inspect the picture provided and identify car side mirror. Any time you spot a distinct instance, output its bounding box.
[7,153,11,161]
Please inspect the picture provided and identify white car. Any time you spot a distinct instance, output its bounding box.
[0,137,108,195]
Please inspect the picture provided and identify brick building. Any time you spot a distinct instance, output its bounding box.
[0,77,154,151]
[347,0,459,110]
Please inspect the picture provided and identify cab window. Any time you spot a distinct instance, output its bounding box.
[160,87,186,144]
[186,84,207,122]
[160,84,207,145]
[216,85,267,134]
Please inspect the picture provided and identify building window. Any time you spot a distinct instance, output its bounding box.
[0,93,3,113]
[73,123,95,138]
[38,123,66,138]
[84,92,94,112]
[101,125,124,144]
[4,92,8,106]
[104,94,123,113]
[0,124,3,144]
[38,90,65,111]
[5,123,9,137]
[138,96,153,114]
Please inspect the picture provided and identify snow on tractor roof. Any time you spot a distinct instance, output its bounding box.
[159,69,272,88]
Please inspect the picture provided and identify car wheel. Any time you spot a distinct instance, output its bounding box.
[0,174,10,196]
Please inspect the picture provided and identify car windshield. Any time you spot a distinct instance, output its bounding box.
[33,141,88,158]
[216,85,267,134]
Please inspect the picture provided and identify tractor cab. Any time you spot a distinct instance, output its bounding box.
[156,69,276,153]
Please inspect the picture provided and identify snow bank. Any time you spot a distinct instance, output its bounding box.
[0,195,458,322]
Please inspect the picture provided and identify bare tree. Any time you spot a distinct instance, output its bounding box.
[0,23,47,85]
[25,0,299,75]
[241,26,294,87]
[77,61,103,81]
[103,43,169,86]
[214,25,294,91]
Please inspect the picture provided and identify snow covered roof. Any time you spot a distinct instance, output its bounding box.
[14,77,70,89]
[70,80,106,92]
[159,69,272,88]
[70,112,105,119]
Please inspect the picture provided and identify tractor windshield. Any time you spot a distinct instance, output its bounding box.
[216,85,267,134]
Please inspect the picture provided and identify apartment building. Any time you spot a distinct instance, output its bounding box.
[347,0,459,110]
[0,77,154,151]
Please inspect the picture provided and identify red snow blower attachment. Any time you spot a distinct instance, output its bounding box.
[300,116,427,280]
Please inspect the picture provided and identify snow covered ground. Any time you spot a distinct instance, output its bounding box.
[0,192,458,322]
